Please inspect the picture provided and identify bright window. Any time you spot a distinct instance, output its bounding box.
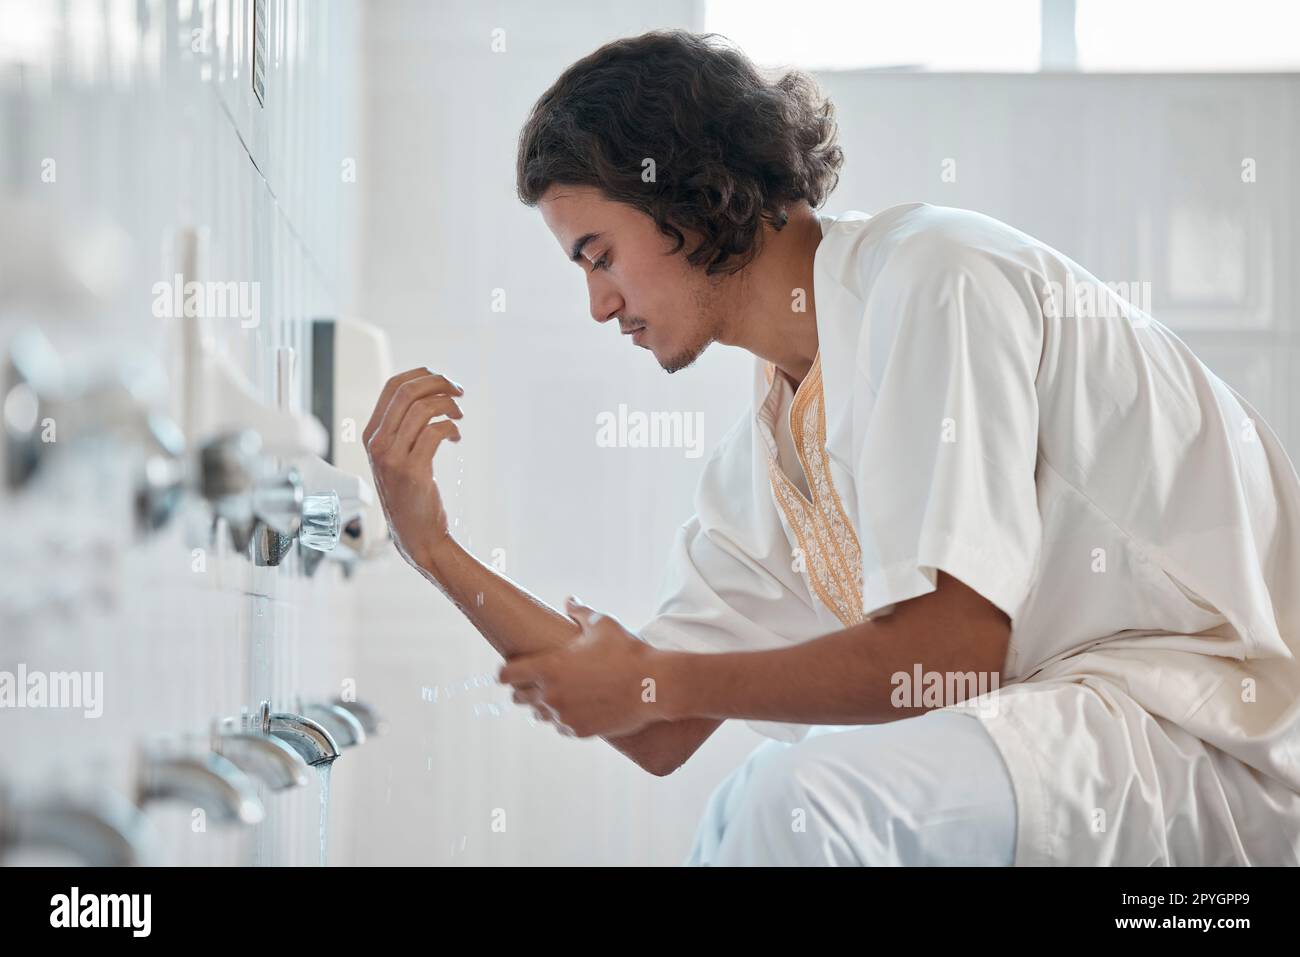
[1075,0,1300,71]
[702,0,1300,72]
[702,0,1043,72]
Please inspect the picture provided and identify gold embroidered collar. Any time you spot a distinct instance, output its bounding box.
[763,355,865,627]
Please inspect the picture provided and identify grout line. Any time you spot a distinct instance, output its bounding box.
[210,86,339,304]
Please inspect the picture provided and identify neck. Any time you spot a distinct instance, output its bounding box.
[717,202,824,387]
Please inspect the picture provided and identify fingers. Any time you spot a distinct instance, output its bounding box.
[507,672,575,736]
[513,686,565,730]
[498,655,546,688]
[528,706,573,736]
[365,369,464,452]
[369,374,464,457]
[392,393,464,454]
[496,655,579,738]
[410,418,461,463]
[512,687,543,707]
[564,595,603,629]
[364,368,425,443]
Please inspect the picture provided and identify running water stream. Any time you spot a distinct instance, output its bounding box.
[317,764,332,866]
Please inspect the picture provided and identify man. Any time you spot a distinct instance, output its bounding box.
[364,31,1300,865]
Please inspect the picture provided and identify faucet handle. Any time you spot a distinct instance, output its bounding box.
[299,491,341,552]
[240,700,272,736]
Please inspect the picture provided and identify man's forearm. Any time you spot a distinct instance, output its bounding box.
[657,624,908,725]
[417,536,578,659]
[417,537,720,774]
[656,572,1011,725]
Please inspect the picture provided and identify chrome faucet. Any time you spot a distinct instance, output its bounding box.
[2,327,187,532]
[135,747,264,825]
[197,430,305,557]
[331,697,387,737]
[212,720,311,792]
[246,701,340,767]
[300,700,367,749]
[0,785,158,866]
[293,451,374,577]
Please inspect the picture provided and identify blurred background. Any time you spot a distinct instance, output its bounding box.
[0,0,1295,866]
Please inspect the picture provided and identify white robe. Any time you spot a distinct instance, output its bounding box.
[639,203,1300,866]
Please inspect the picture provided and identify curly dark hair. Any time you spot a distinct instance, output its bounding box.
[515,30,844,276]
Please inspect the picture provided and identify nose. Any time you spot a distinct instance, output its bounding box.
[587,275,623,325]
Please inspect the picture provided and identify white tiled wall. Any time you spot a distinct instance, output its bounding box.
[0,0,365,865]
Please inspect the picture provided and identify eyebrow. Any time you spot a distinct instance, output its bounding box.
[569,232,601,263]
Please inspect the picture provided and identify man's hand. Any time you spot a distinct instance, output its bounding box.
[364,367,465,572]
[498,597,668,739]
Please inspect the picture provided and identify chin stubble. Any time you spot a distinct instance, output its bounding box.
[660,282,727,374]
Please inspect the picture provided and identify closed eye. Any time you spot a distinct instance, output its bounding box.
[591,254,611,272]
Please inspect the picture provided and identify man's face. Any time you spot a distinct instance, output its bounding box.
[538,185,730,373]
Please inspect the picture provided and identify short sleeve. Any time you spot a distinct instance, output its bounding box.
[639,516,821,657]
[639,418,829,743]
[640,515,824,744]
[852,232,1044,623]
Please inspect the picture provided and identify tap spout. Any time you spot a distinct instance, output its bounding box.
[1,789,158,866]
[302,702,366,749]
[136,751,264,825]
[213,731,310,791]
[250,701,340,767]
[332,698,387,737]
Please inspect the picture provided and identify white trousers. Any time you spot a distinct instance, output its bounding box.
[685,709,1018,866]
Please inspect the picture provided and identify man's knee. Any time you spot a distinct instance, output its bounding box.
[710,714,1018,866]
[713,735,883,865]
